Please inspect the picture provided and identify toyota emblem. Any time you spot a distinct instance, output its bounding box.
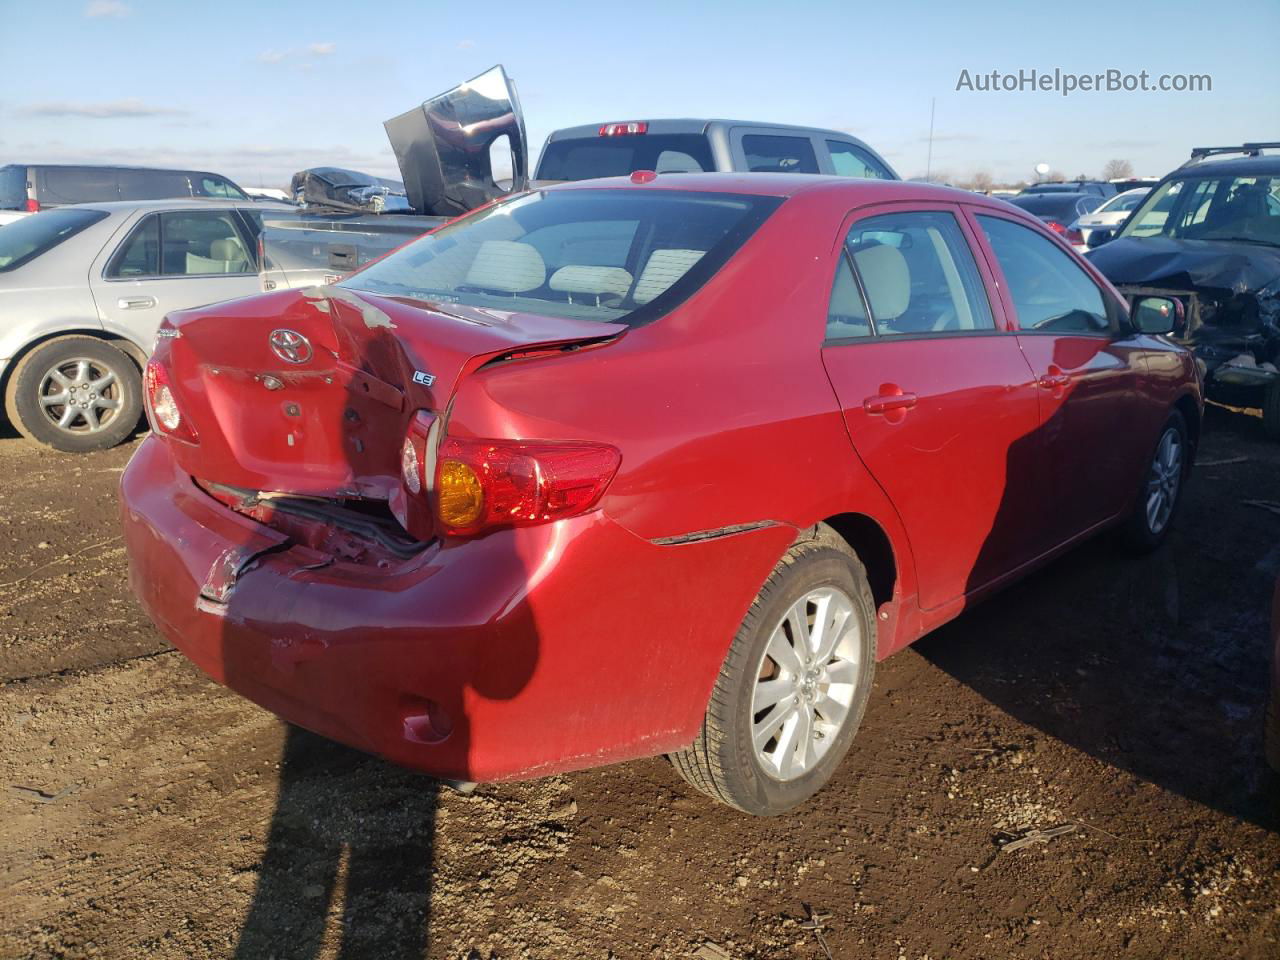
[268,328,313,364]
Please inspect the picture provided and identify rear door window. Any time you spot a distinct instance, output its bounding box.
[37,167,120,205]
[0,208,109,272]
[976,215,1108,333]
[841,210,994,336]
[161,211,253,275]
[826,141,893,180]
[107,215,160,277]
[741,135,819,174]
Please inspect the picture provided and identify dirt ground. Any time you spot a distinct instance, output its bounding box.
[1,406,1278,960]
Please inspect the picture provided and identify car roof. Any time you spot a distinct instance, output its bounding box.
[1,162,234,176]
[546,119,873,141]
[65,197,293,215]
[1175,154,1280,177]
[545,172,1017,208]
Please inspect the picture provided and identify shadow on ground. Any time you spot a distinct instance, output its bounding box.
[920,409,1280,830]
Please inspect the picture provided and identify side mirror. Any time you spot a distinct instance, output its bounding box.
[1132,295,1184,335]
[1086,228,1114,249]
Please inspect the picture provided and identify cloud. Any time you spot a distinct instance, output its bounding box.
[84,0,131,17]
[457,39,476,50]
[258,43,337,64]
[19,99,188,119]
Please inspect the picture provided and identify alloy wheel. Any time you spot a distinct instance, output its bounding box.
[750,586,863,781]
[37,358,122,435]
[1145,426,1183,535]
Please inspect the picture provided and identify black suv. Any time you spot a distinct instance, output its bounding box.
[0,164,249,213]
[1087,143,1280,437]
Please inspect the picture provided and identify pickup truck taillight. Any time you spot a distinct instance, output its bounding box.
[23,198,39,213]
[144,359,198,443]
[431,436,621,537]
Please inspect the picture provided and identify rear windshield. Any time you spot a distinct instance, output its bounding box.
[537,135,715,181]
[0,165,26,209]
[0,208,109,272]
[342,188,781,326]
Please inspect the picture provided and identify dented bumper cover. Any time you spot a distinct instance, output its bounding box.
[120,436,792,781]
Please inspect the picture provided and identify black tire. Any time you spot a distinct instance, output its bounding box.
[3,337,142,453]
[669,527,876,815]
[1121,409,1189,552]
[1263,382,1280,442]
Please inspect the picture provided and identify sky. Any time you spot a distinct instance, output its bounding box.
[3,0,1278,189]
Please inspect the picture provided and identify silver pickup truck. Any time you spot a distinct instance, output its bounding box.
[269,65,899,287]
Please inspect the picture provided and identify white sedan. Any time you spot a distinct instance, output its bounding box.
[1071,188,1150,251]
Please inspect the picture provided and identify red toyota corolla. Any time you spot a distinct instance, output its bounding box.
[121,174,1201,815]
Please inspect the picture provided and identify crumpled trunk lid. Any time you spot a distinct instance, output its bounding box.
[158,286,623,501]
[384,64,529,217]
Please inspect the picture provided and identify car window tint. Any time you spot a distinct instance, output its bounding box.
[741,135,819,174]
[536,135,714,181]
[197,175,248,200]
[38,167,119,205]
[344,188,780,326]
[826,253,871,338]
[117,169,192,201]
[107,215,160,277]
[0,165,27,209]
[977,215,1108,334]
[843,210,993,336]
[159,211,252,275]
[825,141,891,179]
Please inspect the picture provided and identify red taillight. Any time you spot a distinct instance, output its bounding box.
[144,359,197,443]
[1064,227,1084,246]
[599,122,648,136]
[1045,220,1067,235]
[391,411,438,540]
[23,198,38,213]
[432,436,621,536]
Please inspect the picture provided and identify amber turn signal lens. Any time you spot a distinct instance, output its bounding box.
[437,459,484,529]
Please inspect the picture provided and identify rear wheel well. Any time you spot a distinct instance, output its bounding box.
[1,330,145,405]
[812,513,896,609]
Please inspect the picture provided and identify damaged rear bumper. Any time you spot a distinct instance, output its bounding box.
[120,436,792,781]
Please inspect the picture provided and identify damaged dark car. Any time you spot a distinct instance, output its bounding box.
[1087,143,1280,437]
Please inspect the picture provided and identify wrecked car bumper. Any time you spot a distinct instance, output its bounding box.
[120,436,790,782]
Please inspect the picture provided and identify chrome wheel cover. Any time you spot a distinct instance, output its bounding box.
[750,586,862,781]
[37,359,122,435]
[1145,426,1183,535]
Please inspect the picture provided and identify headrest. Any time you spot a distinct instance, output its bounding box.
[633,249,705,304]
[852,244,910,320]
[210,236,245,261]
[548,265,633,299]
[464,240,546,293]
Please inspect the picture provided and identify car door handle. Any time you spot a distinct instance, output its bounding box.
[117,296,156,310]
[863,391,918,414]
[1037,372,1071,389]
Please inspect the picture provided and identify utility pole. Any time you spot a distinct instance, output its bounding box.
[926,97,936,181]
